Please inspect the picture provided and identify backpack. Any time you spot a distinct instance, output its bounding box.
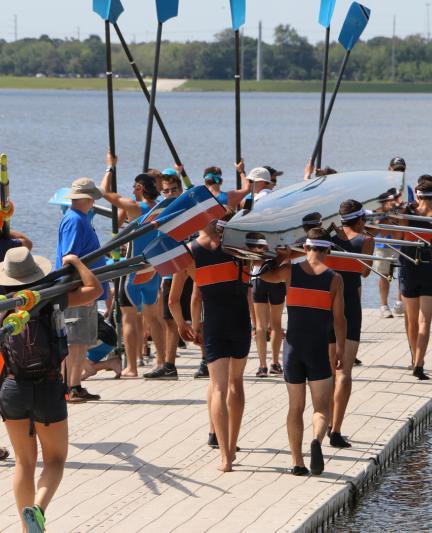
[1,303,69,381]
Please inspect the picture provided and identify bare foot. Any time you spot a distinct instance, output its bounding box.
[81,361,97,381]
[109,358,122,379]
[121,369,138,378]
[218,462,233,472]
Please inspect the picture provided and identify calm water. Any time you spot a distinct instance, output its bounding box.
[331,425,432,532]
[0,89,430,306]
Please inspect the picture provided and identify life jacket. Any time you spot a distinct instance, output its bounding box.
[1,303,69,382]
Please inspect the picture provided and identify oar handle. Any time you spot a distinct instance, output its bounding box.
[0,153,10,239]
[311,51,350,166]
[234,29,242,190]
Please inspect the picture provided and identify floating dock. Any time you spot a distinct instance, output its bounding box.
[0,309,431,532]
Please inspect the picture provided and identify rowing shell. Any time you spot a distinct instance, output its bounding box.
[222,170,404,260]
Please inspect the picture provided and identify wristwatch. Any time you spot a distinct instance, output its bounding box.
[105,166,114,173]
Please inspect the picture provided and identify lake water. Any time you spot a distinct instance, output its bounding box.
[331,425,432,532]
[0,89,430,307]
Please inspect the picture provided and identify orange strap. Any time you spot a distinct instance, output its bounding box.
[404,231,432,243]
[195,262,249,287]
[286,287,332,310]
[324,256,364,274]
[0,352,4,375]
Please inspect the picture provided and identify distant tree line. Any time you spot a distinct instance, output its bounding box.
[1,27,432,82]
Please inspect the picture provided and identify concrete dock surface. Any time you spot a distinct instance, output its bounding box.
[0,309,431,532]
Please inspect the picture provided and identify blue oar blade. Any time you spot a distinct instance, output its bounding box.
[93,0,124,23]
[230,0,246,31]
[144,234,193,276]
[338,2,371,51]
[319,0,337,29]
[155,0,179,23]
[48,187,72,207]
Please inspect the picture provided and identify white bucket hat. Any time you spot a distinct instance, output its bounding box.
[0,247,52,286]
[247,167,271,183]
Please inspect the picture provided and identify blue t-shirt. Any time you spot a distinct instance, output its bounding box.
[56,208,107,299]
[216,191,228,205]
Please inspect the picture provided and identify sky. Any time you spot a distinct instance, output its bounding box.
[0,1,430,44]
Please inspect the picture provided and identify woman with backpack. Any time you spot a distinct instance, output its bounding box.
[0,247,102,533]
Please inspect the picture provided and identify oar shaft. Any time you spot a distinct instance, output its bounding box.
[143,22,163,172]
[104,21,119,233]
[317,26,330,169]
[234,29,242,190]
[0,153,10,239]
[0,260,148,315]
[113,23,192,188]
[311,51,350,165]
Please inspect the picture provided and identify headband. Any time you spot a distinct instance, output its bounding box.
[340,207,365,221]
[303,218,322,226]
[216,220,227,228]
[416,191,432,198]
[305,238,332,248]
[246,238,268,246]
[205,173,222,182]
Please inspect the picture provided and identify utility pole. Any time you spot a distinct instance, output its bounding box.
[427,3,431,41]
[257,21,262,82]
[391,15,396,82]
[77,27,81,41]
[14,14,17,41]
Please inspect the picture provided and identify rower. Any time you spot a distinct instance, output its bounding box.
[169,212,251,473]
[101,155,166,378]
[398,181,432,380]
[327,199,375,448]
[294,212,323,246]
[373,190,402,318]
[203,162,251,208]
[260,227,346,476]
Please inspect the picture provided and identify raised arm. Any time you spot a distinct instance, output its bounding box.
[227,160,251,207]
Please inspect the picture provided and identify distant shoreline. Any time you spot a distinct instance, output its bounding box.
[1,76,432,93]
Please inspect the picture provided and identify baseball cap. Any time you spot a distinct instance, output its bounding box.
[263,165,284,177]
[65,178,104,200]
[162,168,177,176]
[247,167,271,183]
[389,157,406,171]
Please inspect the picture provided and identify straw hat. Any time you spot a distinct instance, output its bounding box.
[0,248,52,286]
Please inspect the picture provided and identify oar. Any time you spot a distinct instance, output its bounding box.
[143,0,179,172]
[36,209,183,287]
[112,21,192,189]
[0,261,152,340]
[310,2,371,166]
[317,0,337,169]
[0,154,11,239]
[230,0,246,189]
[93,0,125,357]
[0,256,152,314]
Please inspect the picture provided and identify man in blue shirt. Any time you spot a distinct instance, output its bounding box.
[56,176,106,403]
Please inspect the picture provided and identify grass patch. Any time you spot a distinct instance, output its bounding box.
[0,76,146,91]
[177,79,432,93]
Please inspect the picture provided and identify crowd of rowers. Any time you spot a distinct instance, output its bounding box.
[1,152,432,530]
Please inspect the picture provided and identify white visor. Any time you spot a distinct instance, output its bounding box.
[305,238,332,248]
[340,207,365,221]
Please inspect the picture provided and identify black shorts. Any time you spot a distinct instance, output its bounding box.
[0,377,68,424]
[399,266,432,298]
[283,338,332,384]
[204,329,252,363]
[252,278,286,305]
[162,277,193,321]
[328,294,362,343]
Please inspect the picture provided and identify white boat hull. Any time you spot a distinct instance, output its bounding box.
[222,170,405,259]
